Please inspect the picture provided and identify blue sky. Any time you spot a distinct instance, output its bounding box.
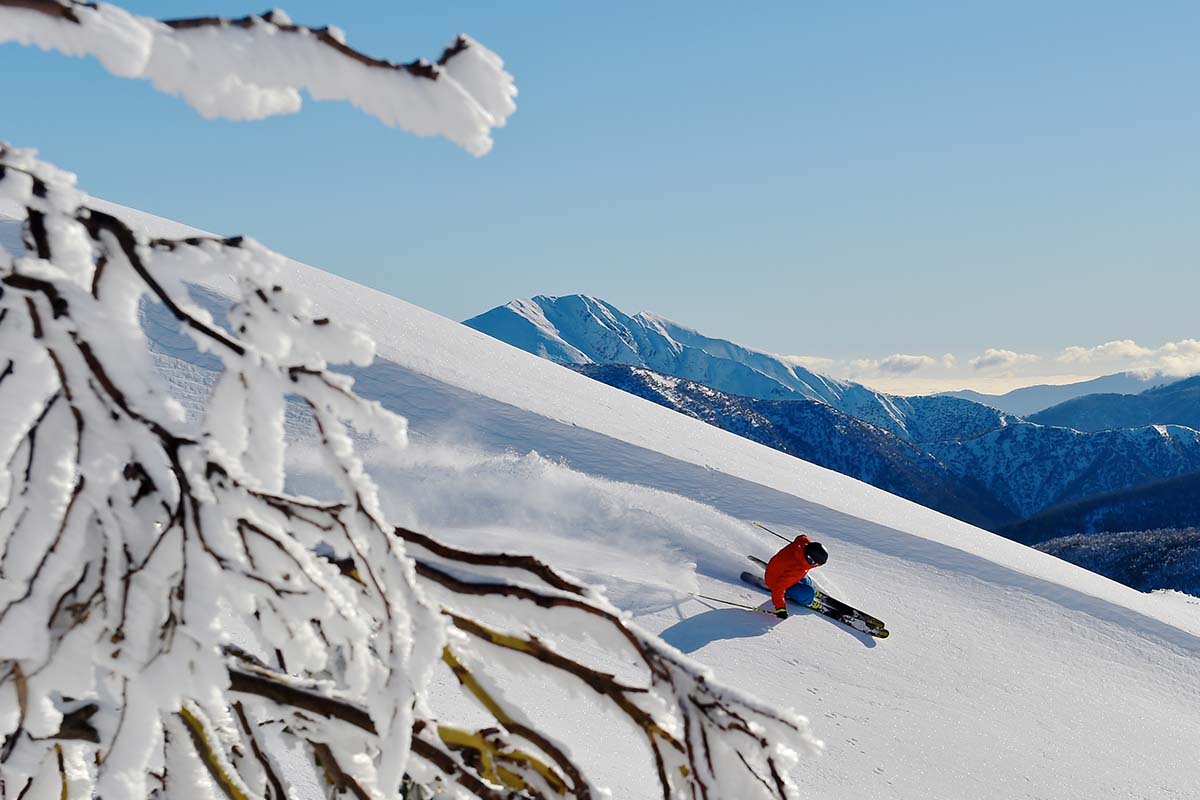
[3,1,1199,392]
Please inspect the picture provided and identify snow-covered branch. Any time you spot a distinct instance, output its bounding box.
[0,1,516,155]
[0,147,817,799]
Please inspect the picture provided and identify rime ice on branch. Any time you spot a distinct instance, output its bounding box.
[0,150,817,800]
[0,1,516,155]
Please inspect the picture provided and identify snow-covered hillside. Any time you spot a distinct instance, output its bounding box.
[1036,527,1200,595]
[6,205,1200,799]
[926,423,1200,519]
[465,294,1017,441]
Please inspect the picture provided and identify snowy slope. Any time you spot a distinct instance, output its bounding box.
[464,294,1018,442]
[6,205,1200,799]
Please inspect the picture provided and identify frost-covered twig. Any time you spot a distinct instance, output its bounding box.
[400,529,819,800]
[0,144,442,800]
[0,146,819,799]
[0,1,516,154]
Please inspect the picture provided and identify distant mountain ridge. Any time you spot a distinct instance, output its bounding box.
[573,364,1200,527]
[1001,472,1200,544]
[1035,528,1200,595]
[465,294,1018,443]
[573,364,1012,528]
[925,423,1200,519]
[1029,376,1200,432]
[941,372,1172,417]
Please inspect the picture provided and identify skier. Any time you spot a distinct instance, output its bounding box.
[764,534,828,619]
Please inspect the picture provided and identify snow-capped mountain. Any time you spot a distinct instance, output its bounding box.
[1029,374,1200,432]
[8,204,1200,799]
[573,364,1012,528]
[576,363,1200,525]
[465,294,1017,442]
[470,294,1200,529]
[942,371,1172,416]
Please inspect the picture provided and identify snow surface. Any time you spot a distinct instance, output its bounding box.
[4,203,1200,799]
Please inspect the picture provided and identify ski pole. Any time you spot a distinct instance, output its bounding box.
[753,521,791,543]
[691,593,775,614]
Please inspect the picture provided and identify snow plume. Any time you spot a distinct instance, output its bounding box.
[969,347,1040,371]
[0,147,817,799]
[290,441,769,615]
[0,2,515,155]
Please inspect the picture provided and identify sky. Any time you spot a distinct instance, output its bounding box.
[2,1,1198,393]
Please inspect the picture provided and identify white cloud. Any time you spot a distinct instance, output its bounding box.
[878,354,938,375]
[969,348,1040,371]
[845,353,941,376]
[1150,339,1200,377]
[941,353,957,368]
[1055,338,1200,378]
[1058,339,1153,364]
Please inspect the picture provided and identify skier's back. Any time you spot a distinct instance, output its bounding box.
[764,534,828,618]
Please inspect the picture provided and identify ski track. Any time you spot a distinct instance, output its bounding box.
[6,205,1200,799]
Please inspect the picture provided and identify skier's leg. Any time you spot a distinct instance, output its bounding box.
[786,576,815,607]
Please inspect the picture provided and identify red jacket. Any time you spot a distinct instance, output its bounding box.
[764,535,820,609]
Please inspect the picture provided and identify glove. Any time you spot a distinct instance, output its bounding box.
[773,608,788,620]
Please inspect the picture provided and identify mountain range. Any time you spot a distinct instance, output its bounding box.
[572,363,1200,527]
[572,364,1012,527]
[1029,375,1200,431]
[941,372,1170,416]
[465,294,1019,442]
[1002,471,1200,544]
[1035,527,1200,595]
[468,294,1200,535]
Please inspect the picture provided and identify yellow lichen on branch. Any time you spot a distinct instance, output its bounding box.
[436,723,568,796]
[178,704,254,800]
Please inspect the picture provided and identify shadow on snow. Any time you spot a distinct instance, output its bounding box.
[660,605,877,654]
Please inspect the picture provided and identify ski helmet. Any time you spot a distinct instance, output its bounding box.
[805,541,828,566]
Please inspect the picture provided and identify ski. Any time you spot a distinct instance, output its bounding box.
[748,555,884,625]
[754,563,887,633]
[741,561,889,638]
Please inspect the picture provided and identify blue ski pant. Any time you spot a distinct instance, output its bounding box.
[785,576,815,607]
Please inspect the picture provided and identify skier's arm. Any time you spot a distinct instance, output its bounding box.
[771,583,787,611]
